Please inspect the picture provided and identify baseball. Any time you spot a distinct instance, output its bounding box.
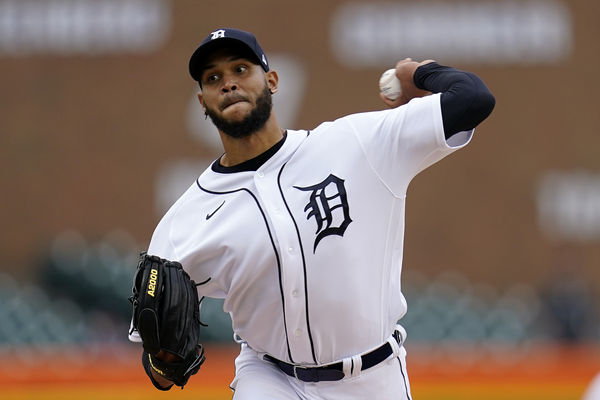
[379,68,402,100]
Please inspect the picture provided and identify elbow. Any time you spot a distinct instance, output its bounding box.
[440,85,496,137]
[469,89,495,126]
[479,90,496,120]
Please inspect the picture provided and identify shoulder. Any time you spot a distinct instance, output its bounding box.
[165,180,205,216]
[310,94,441,134]
[148,181,205,257]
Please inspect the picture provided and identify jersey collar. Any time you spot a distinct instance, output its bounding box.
[211,131,288,174]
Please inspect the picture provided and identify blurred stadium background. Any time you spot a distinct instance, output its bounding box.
[1,0,599,399]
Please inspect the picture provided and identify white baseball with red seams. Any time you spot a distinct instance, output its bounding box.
[379,68,402,100]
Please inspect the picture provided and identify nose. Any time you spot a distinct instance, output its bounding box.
[221,75,238,93]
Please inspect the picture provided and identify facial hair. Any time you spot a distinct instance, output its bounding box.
[205,85,273,139]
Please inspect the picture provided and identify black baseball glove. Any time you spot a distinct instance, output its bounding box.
[129,252,205,389]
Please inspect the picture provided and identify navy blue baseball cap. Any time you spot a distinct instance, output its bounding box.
[189,28,269,82]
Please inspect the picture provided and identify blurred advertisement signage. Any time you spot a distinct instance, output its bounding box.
[537,171,600,241]
[0,0,170,55]
[331,0,572,66]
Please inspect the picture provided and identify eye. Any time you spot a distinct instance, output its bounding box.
[202,73,219,85]
[235,64,248,74]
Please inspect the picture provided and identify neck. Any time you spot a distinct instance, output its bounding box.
[218,115,284,166]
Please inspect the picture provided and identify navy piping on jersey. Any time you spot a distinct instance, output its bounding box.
[277,156,318,365]
[196,182,295,363]
[397,357,412,400]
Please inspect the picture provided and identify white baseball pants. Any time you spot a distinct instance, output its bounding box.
[230,342,412,400]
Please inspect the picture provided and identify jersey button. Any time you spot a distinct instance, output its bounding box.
[257,171,265,178]
[294,329,302,336]
[292,290,298,297]
[287,247,293,253]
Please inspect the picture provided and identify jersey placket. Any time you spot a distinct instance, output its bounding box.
[253,167,315,364]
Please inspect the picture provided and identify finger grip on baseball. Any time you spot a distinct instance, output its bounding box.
[379,68,402,101]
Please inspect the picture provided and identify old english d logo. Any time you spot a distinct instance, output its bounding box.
[294,174,352,252]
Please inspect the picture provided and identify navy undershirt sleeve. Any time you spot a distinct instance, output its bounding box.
[413,62,495,139]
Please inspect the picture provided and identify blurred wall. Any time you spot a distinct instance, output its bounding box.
[1,0,599,297]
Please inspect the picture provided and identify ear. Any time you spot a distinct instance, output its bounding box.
[265,70,279,94]
[197,92,206,113]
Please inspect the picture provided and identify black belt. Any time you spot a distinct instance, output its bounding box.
[264,330,401,383]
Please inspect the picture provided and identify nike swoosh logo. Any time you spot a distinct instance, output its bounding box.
[206,201,225,220]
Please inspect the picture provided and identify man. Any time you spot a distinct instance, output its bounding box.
[131,27,495,399]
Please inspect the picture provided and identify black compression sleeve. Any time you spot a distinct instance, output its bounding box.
[413,62,495,139]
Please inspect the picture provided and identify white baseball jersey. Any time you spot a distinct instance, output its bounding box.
[131,93,472,366]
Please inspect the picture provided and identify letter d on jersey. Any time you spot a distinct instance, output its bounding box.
[294,174,353,252]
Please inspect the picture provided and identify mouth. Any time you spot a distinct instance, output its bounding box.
[220,95,248,111]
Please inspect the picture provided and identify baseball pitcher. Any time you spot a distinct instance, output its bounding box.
[129,27,495,399]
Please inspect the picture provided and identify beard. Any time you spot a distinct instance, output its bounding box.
[205,85,273,139]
